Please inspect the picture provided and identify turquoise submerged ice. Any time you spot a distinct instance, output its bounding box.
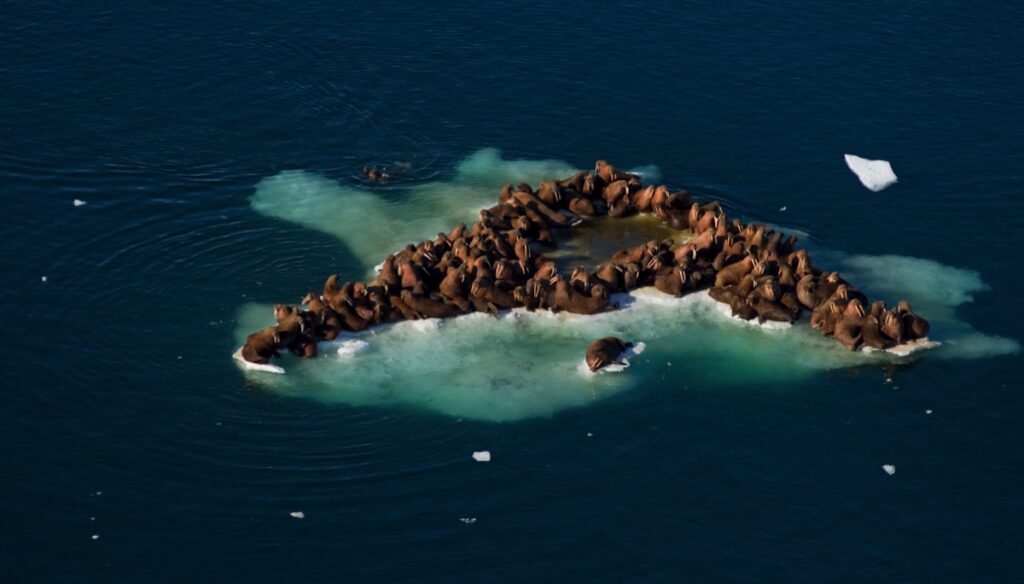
[240,149,1019,422]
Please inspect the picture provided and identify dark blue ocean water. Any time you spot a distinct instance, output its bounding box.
[3,1,1023,581]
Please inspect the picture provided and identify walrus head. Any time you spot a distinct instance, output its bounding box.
[570,265,589,284]
[759,279,780,302]
[845,298,866,318]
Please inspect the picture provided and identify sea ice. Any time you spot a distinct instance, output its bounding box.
[290,511,305,519]
[882,464,896,475]
[332,339,369,358]
[459,517,477,524]
[844,154,897,192]
[232,348,286,374]
[74,199,87,207]
[472,451,491,462]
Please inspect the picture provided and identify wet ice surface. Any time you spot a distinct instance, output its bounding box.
[237,149,1020,421]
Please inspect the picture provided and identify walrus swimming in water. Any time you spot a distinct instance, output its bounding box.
[585,336,633,372]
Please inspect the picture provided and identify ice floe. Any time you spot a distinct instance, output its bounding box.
[844,154,897,192]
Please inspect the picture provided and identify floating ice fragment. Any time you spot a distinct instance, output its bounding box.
[587,432,593,437]
[41,276,47,282]
[844,154,897,192]
[290,511,305,519]
[91,534,99,540]
[472,451,491,462]
[459,517,477,524]
[74,199,87,207]
[779,206,787,212]
[882,464,896,475]
[926,409,933,415]
[334,339,369,359]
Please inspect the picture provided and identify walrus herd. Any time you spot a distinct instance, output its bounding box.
[241,160,930,369]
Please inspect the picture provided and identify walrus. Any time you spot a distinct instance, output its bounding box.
[241,327,282,365]
[653,265,692,297]
[401,287,459,319]
[834,300,867,350]
[594,160,632,184]
[747,295,794,324]
[881,309,905,344]
[568,196,599,216]
[714,255,756,288]
[301,293,343,341]
[602,180,631,206]
[585,337,633,372]
[607,196,633,218]
[709,286,757,320]
[536,180,564,207]
[511,190,578,227]
[897,301,931,340]
[627,184,653,212]
[561,283,611,315]
[383,294,418,320]
[569,266,594,295]
[810,299,845,335]
[593,262,625,292]
[274,311,317,358]
[795,274,818,310]
[861,315,893,350]
[470,277,518,310]
[362,165,390,183]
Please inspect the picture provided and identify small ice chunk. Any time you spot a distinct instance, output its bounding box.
[74,199,87,207]
[844,154,897,192]
[472,451,491,462]
[779,206,787,211]
[290,511,305,519]
[335,339,369,358]
[586,432,593,438]
[41,276,47,282]
[459,517,477,524]
[882,464,896,476]
[91,534,99,540]
[926,409,933,415]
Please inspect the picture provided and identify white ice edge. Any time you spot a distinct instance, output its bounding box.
[234,288,938,375]
[232,348,286,374]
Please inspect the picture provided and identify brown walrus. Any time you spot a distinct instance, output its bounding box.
[585,337,634,372]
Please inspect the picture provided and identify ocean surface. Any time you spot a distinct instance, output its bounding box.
[3,1,1023,581]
